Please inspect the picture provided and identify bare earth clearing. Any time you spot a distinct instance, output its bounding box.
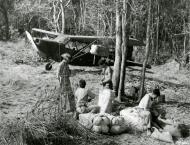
[0,40,190,145]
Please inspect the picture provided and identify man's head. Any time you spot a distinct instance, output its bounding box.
[152,88,160,99]
[102,80,113,89]
[105,59,111,66]
[79,79,86,88]
[61,53,71,62]
[98,58,106,67]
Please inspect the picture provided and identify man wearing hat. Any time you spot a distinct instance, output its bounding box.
[57,53,76,113]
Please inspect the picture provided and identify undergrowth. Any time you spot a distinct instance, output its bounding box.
[0,86,116,145]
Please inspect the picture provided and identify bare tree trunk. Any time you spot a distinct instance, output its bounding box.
[118,0,130,100]
[80,0,86,31]
[4,9,9,40]
[60,0,65,34]
[138,0,152,102]
[71,0,81,33]
[188,1,190,50]
[155,0,159,63]
[110,12,113,36]
[0,5,9,40]
[183,24,187,56]
[150,6,155,64]
[112,0,122,98]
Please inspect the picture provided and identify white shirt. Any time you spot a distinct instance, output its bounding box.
[75,88,95,107]
[138,93,153,110]
[98,88,114,113]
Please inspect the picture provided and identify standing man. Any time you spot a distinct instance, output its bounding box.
[99,58,113,89]
[98,80,115,114]
[57,53,76,113]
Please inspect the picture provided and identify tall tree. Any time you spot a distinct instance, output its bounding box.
[138,0,152,102]
[112,0,122,98]
[113,0,131,102]
[118,0,131,100]
[0,0,13,40]
[155,0,160,63]
[71,0,86,34]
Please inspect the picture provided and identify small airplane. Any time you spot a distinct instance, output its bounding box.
[25,28,150,70]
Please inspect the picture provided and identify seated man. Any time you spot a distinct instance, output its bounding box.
[138,88,162,134]
[75,79,99,114]
[138,88,160,110]
[98,80,115,114]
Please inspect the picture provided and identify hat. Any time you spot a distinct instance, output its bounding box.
[98,58,106,66]
[61,53,71,61]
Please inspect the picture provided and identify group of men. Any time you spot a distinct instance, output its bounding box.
[57,53,114,115]
[57,53,165,134]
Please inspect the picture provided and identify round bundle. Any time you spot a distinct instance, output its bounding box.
[110,116,126,134]
[92,114,110,134]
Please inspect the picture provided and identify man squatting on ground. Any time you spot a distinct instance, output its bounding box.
[75,79,115,115]
[75,79,100,114]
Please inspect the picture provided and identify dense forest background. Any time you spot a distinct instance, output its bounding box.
[0,0,189,64]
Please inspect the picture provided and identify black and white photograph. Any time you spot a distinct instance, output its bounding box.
[0,0,190,144]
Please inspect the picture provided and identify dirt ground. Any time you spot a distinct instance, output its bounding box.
[0,40,190,145]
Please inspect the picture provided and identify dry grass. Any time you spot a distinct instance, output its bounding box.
[0,39,43,66]
[0,87,115,145]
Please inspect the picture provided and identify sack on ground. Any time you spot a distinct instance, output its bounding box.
[151,127,173,143]
[163,124,182,138]
[120,107,151,131]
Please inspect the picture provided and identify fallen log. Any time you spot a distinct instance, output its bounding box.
[128,72,190,89]
[109,59,151,69]
[126,60,151,69]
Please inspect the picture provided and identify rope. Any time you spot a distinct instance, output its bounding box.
[71,40,97,61]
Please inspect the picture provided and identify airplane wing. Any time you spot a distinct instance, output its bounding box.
[32,28,145,46]
[54,34,145,47]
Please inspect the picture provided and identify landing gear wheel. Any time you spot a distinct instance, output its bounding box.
[45,63,52,71]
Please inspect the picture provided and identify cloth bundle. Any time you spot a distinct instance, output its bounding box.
[110,116,126,134]
[91,113,127,135]
[90,45,109,57]
[120,107,151,132]
[92,114,110,134]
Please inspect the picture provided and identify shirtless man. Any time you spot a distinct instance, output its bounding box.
[75,79,99,114]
